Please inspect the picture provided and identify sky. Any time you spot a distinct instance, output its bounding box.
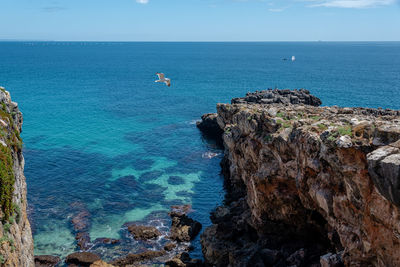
[0,0,399,41]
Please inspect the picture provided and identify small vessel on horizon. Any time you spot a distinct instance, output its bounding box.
[291,56,296,61]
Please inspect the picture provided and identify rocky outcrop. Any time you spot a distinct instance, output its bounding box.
[127,224,161,240]
[196,113,224,142]
[110,250,166,266]
[199,89,400,266]
[169,208,202,242]
[231,89,322,106]
[34,255,61,267]
[0,87,34,266]
[65,252,101,266]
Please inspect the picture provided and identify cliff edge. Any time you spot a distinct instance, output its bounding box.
[0,87,34,266]
[198,89,400,267]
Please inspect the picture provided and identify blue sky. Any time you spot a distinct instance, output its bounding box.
[1,0,399,41]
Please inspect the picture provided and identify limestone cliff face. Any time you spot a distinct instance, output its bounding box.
[0,88,34,266]
[199,90,400,267]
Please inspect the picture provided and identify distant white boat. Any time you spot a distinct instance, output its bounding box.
[291,56,296,62]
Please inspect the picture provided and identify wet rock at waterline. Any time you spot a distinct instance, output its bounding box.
[169,210,202,242]
[34,255,61,267]
[127,224,162,240]
[65,252,101,266]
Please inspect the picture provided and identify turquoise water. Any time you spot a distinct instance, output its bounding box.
[0,42,399,259]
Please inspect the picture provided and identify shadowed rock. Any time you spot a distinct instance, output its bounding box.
[110,250,166,266]
[169,208,202,242]
[165,252,203,267]
[65,252,101,266]
[34,255,61,267]
[200,91,400,266]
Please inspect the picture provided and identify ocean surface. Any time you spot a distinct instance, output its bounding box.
[0,42,399,260]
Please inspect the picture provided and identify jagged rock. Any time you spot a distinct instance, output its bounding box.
[196,113,223,141]
[367,142,400,207]
[320,253,343,267]
[34,255,61,267]
[164,242,177,251]
[65,252,101,266]
[231,89,322,106]
[169,209,202,242]
[127,224,161,240]
[110,250,166,266]
[165,253,203,267]
[200,89,400,266]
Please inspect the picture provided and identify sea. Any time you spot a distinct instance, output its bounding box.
[0,42,399,260]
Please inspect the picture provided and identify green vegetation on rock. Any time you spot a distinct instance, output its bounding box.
[0,102,22,222]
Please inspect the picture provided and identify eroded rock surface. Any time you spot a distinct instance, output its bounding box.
[169,208,202,242]
[199,89,400,266]
[127,224,162,240]
[34,255,61,267]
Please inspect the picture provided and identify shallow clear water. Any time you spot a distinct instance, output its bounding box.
[0,42,399,259]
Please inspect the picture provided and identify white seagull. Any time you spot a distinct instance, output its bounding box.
[155,73,171,87]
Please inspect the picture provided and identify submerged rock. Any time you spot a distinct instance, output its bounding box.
[127,224,162,240]
[165,252,203,267]
[34,255,61,267]
[110,250,166,266]
[65,252,101,266]
[90,260,115,267]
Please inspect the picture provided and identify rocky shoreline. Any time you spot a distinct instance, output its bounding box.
[3,87,400,266]
[197,89,400,266]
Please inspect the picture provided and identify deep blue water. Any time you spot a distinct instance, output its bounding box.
[0,42,399,259]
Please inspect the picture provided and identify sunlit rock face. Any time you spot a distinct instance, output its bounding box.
[200,90,400,267]
[0,88,34,266]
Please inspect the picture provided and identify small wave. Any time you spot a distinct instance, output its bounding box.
[202,152,221,159]
[188,119,201,125]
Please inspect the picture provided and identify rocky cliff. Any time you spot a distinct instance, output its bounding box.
[199,89,400,267]
[0,87,34,266]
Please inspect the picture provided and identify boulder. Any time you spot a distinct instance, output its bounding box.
[169,210,202,242]
[34,255,61,267]
[65,252,101,266]
[127,224,162,240]
[110,250,166,266]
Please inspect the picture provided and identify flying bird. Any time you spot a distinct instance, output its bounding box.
[155,73,171,87]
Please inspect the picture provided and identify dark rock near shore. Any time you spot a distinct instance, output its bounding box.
[165,252,203,267]
[196,113,224,142]
[127,224,162,240]
[164,242,177,251]
[110,250,166,266]
[76,232,91,251]
[231,88,322,106]
[169,209,202,242]
[93,238,120,245]
[65,252,101,266]
[34,255,61,267]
